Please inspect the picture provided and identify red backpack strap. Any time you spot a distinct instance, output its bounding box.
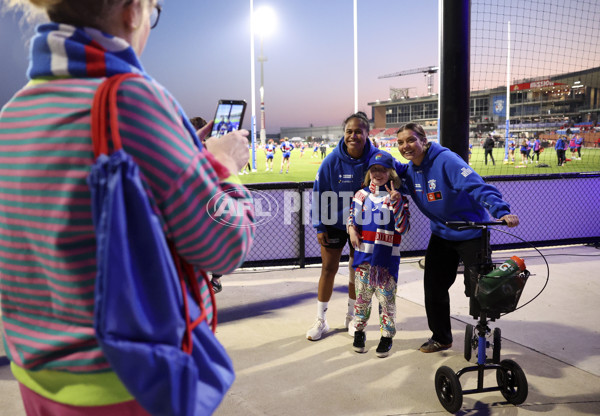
[168,242,218,354]
[187,265,218,333]
[92,74,217,355]
[91,73,140,157]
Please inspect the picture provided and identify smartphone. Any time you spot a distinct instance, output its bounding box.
[210,99,247,138]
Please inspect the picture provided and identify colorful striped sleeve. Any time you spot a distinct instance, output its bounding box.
[115,78,255,274]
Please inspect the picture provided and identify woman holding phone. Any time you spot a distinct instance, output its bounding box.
[0,1,255,413]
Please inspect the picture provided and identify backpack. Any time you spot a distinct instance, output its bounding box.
[89,73,234,416]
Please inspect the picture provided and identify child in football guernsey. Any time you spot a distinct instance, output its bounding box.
[347,151,410,357]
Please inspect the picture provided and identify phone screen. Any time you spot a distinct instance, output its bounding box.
[210,100,246,138]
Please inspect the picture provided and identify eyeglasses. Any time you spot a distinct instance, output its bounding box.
[150,4,162,29]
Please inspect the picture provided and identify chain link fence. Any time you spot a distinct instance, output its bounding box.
[241,173,600,268]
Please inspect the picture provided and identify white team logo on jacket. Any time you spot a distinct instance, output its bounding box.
[428,179,437,191]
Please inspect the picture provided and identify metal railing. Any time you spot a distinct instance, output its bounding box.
[241,172,600,268]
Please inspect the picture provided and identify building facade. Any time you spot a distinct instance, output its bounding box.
[369,66,600,140]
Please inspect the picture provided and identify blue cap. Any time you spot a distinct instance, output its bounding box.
[368,151,394,170]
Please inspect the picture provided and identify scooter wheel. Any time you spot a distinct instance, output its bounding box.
[435,366,463,413]
[492,327,501,364]
[496,359,528,405]
[464,324,474,361]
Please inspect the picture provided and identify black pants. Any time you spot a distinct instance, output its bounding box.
[557,149,566,166]
[423,233,490,345]
[484,149,495,165]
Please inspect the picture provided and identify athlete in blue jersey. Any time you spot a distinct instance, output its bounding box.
[505,138,516,164]
[279,138,295,173]
[215,116,233,138]
[264,139,276,171]
[555,135,567,166]
[396,123,519,353]
[312,143,319,158]
[574,134,583,159]
[519,138,529,165]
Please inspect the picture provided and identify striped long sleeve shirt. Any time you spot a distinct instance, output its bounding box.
[0,77,255,373]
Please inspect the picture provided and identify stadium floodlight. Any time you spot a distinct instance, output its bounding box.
[254,6,277,37]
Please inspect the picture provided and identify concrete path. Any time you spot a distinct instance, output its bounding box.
[213,245,600,415]
[1,245,599,415]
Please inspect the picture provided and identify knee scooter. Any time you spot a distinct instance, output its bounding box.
[434,221,531,413]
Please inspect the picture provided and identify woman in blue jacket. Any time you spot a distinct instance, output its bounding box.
[396,123,519,353]
[307,112,406,341]
[555,136,567,166]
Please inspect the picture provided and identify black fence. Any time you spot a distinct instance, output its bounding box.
[241,173,600,268]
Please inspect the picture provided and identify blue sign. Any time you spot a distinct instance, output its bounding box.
[492,96,506,116]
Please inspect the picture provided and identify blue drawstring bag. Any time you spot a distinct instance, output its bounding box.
[88,74,234,416]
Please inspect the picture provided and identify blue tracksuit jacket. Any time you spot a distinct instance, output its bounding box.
[312,137,407,233]
[400,142,511,241]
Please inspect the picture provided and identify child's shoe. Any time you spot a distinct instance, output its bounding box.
[376,336,393,358]
[353,330,366,353]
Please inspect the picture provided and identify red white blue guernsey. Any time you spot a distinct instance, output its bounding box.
[348,182,410,283]
[280,141,294,157]
[265,143,276,158]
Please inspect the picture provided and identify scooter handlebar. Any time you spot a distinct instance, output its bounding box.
[445,220,507,229]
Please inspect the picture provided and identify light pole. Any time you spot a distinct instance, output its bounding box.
[254,6,276,147]
[258,32,267,146]
[250,0,256,170]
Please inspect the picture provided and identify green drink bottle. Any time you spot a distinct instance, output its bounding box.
[476,256,529,313]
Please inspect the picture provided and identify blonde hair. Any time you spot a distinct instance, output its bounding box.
[1,0,49,23]
[363,167,401,188]
[1,0,125,27]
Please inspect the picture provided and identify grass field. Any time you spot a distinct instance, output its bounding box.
[238,146,600,185]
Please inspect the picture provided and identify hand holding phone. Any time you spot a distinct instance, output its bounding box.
[205,129,250,174]
[210,100,247,138]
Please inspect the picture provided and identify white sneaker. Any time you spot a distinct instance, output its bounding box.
[345,314,356,337]
[306,318,329,341]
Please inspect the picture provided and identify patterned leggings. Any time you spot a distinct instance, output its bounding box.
[353,264,397,338]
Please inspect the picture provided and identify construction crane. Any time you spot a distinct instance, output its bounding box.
[379,66,438,96]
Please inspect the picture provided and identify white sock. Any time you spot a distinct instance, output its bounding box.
[347,298,356,316]
[317,301,328,320]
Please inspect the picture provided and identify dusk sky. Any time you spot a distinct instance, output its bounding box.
[1,0,598,133]
[1,0,439,133]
